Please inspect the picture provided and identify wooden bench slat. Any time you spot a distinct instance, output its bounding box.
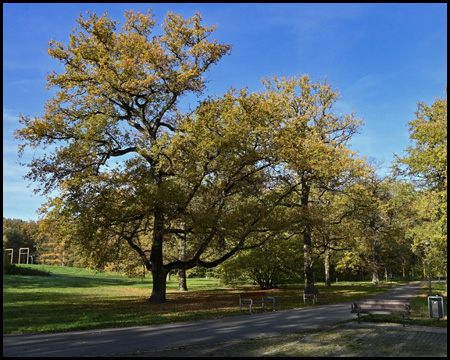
[355,305,408,310]
[351,299,411,327]
[353,300,410,305]
[239,292,266,298]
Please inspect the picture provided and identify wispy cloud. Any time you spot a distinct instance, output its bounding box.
[3,161,27,177]
[3,108,22,158]
[345,73,398,101]
[3,107,20,123]
[288,4,372,58]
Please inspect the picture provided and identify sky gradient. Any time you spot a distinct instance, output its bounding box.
[3,3,447,221]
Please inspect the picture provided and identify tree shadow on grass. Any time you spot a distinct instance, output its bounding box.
[3,289,242,334]
[3,273,146,289]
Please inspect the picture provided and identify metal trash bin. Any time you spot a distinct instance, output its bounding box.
[428,296,445,319]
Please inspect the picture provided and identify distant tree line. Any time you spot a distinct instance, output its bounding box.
[3,217,76,266]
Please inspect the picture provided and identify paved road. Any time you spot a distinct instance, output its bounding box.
[3,282,426,357]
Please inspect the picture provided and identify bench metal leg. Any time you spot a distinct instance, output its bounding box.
[240,300,253,314]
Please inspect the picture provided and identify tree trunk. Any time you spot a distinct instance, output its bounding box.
[304,227,315,292]
[150,267,167,303]
[178,233,188,291]
[149,209,167,303]
[445,267,448,292]
[301,180,316,293]
[324,248,331,286]
[371,236,380,285]
[178,269,188,291]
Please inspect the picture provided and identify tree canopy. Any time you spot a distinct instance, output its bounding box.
[15,8,369,302]
[394,90,447,282]
[15,8,444,301]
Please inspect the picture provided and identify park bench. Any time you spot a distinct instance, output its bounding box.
[239,292,275,314]
[351,299,411,327]
[303,290,328,305]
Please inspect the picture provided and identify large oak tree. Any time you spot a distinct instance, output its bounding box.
[15,9,366,302]
[15,9,295,302]
[16,9,235,302]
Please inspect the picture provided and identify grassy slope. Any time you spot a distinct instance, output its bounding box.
[3,264,447,334]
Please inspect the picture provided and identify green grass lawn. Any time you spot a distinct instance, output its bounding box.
[3,264,446,334]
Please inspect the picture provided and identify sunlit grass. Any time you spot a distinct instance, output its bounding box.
[3,264,446,334]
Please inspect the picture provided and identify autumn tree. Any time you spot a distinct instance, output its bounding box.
[16,9,234,302]
[261,75,365,293]
[38,228,79,267]
[339,167,420,285]
[310,191,361,286]
[345,171,395,285]
[16,9,304,303]
[394,90,447,285]
[381,179,418,279]
[15,9,369,303]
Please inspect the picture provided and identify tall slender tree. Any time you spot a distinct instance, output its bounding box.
[260,75,365,293]
[394,90,447,286]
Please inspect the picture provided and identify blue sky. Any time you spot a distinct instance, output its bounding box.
[3,3,447,221]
